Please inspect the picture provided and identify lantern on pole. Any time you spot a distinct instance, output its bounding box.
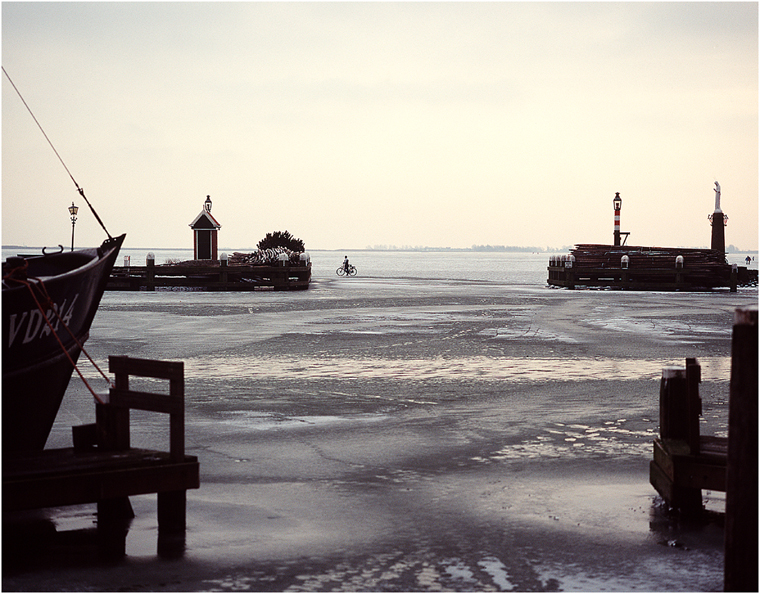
[68,201,79,251]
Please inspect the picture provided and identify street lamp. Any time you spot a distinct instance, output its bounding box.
[68,201,78,251]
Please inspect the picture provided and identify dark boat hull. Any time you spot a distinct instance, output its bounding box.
[2,234,125,452]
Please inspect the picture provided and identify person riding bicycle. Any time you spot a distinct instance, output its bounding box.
[343,255,350,274]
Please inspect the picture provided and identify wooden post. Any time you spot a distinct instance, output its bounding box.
[158,490,187,533]
[96,497,132,559]
[724,306,758,592]
[658,364,703,512]
[169,362,185,461]
[730,264,737,293]
[660,367,688,441]
[146,253,155,292]
[685,358,702,455]
[96,357,130,451]
[220,257,228,286]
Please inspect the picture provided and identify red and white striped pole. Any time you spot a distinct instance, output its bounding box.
[613,192,622,246]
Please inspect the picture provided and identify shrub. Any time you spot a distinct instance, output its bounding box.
[257,231,305,252]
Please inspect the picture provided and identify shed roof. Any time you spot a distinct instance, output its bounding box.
[189,209,221,230]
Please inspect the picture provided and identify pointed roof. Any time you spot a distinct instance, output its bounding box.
[189,197,221,230]
[189,209,221,229]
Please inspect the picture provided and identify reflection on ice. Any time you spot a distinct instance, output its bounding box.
[477,557,514,590]
[479,419,657,462]
[215,411,388,430]
[185,355,731,383]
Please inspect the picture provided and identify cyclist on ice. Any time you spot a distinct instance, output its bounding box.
[343,255,350,274]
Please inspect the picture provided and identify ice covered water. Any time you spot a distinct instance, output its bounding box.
[7,249,754,591]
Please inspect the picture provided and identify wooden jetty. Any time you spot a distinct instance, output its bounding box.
[548,244,756,291]
[649,306,757,591]
[107,254,311,291]
[2,356,200,557]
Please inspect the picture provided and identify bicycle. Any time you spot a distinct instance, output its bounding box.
[336,264,357,276]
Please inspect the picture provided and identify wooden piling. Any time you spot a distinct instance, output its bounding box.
[146,254,155,291]
[653,364,706,513]
[724,306,758,592]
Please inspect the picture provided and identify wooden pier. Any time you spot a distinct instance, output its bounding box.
[107,257,311,291]
[2,356,200,557]
[548,244,756,291]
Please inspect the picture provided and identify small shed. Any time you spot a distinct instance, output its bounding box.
[189,196,222,260]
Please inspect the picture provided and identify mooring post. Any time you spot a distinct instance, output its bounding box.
[219,252,228,286]
[658,365,703,512]
[724,306,758,592]
[660,367,687,441]
[685,358,702,455]
[730,264,737,293]
[146,252,155,291]
[564,257,575,290]
[675,255,684,288]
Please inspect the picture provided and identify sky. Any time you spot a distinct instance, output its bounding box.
[2,2,758,252]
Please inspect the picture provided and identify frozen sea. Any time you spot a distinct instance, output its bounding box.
[2,247,758,591]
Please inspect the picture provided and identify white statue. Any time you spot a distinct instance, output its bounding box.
[713,181,722,213]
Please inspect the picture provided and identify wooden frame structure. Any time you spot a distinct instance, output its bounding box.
[3,356,199,556]
[649,358,727,513]
[649,306,757,591]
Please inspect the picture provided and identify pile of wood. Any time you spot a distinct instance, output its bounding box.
[228,248,303,266]
[547,243,743,289]
[570,244,727,272]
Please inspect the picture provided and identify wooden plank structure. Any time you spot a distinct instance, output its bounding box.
[548,244,756,291]
[649,358,727,513]
[2,356,200,557]
[649,306,757,591]
[107,256,311,291]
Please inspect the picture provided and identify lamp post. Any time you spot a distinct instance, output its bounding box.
[613,192,622,247]
[68,201,78,251]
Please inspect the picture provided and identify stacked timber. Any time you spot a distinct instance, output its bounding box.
[228,247,303,266]
[548,243,756,290]
[571,244,730,288]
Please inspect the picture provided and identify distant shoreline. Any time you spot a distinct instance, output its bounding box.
[4,245,757,254]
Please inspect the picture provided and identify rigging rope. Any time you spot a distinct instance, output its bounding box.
[2,66,113,240]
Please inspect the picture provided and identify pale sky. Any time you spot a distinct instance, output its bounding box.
[2,2,758,251]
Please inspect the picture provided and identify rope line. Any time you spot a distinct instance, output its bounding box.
[2,66,112,240]
[4,265,113,404]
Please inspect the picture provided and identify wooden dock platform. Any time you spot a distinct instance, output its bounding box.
[107,258,311,291]
[548,244,756,291]
[2,356,199,557]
